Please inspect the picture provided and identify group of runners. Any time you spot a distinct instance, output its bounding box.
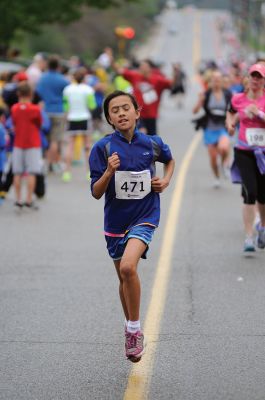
[89,57,265,362]
[193,60,265,256]
[0,49,180,362]
[1,45,265,363]
[88,58,265,362]
[0,49,185,209]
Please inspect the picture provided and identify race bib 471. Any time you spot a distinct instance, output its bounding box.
[115,170,151,200]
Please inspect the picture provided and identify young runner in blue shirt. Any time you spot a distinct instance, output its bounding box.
[89,90,175,362]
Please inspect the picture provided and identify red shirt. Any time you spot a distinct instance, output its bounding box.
[122,69,172,119]
[11,102,42,149]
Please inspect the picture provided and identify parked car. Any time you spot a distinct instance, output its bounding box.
[0,61,23,73]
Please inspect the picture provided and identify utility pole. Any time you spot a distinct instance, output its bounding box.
[251,0,263,52]
[241,0,250,45]
[230,0,249,45]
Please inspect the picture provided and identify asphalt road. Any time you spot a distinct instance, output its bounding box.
[1,6,265,400]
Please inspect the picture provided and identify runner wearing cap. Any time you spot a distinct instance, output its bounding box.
[226,63,265,255]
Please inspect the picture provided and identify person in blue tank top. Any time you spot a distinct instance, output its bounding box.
[89,90,175,362]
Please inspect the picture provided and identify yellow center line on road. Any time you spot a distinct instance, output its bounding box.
[123,134,202,400]
[123,12,202,400]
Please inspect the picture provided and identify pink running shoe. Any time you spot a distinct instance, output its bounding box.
[125,330,145,362]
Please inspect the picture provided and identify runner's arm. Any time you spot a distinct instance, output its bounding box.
[192,92,205,114]
[226,97,239,136]
[87,93,97,111]
[63,95,69,113]
[245,103,265,120]
[225,110,238,136]
[151,158,175,193]
[92,152,120,199]
[111,59,124,76]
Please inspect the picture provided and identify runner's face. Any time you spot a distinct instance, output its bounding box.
[139,61,152,76]
[211,72,222,89]
[222,76,231,89]
[108,95,140,133]
[249,72,265,91]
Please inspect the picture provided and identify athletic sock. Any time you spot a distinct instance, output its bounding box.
[127,320,141,334]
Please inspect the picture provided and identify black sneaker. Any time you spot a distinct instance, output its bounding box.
[14,202,23,212]
[24,202,39,210]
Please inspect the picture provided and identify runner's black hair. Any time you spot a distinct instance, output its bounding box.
[103,90,139,128]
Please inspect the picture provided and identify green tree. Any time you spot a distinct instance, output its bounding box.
[0,0,139,55]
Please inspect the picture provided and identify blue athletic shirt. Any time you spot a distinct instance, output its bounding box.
[36,71,69,114]
[89,129,173,234]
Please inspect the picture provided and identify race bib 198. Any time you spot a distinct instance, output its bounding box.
[246,128,265,147]
[115,170,151,200]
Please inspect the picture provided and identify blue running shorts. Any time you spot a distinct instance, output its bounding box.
[203,128,229,146]
[105,225,156,260]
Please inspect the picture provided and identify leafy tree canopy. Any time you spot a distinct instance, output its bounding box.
[0,0,139,48]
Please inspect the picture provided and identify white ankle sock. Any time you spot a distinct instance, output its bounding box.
[127,320,140,333]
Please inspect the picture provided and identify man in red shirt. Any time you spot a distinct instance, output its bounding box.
[112,59,175,135]
[11,82,42,210]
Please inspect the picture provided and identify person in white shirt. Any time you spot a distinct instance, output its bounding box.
[26,53,47,88]
[96,47,113,70]
[62,68,96,182]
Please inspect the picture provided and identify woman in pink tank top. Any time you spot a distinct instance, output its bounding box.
[226,63,265,255]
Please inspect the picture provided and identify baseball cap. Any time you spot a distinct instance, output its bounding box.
[249,63,265,77]
[13,71,28,82]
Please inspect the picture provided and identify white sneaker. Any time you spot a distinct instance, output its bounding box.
[222,166,230,180]
[243,236,256,256]
[213,178,221,189]
[52,163,63,174]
